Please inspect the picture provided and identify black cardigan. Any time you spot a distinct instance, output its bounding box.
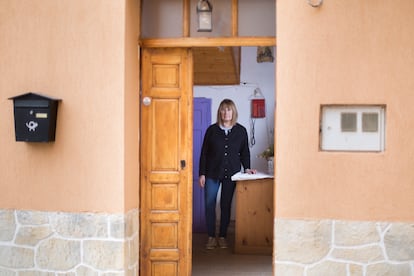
[199,123,251,180]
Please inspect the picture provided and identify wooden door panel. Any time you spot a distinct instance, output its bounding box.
[153,65,180,88]
[140,48,192,276]
[151,222,178,248]
[151,184,178,210]
[152,100,179,170]
[153,262,178,276]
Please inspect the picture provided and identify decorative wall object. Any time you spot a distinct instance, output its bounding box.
[257,46,274,63]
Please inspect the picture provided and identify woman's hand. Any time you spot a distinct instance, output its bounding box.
[245,168,257,174]
[199,175,206,188]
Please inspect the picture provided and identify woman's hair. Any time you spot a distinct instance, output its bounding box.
[216,99,238,126]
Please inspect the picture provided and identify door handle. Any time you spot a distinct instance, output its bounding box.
[180,160,186,169]
[142,96,151,106]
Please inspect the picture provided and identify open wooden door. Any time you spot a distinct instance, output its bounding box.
[140,48,193,276]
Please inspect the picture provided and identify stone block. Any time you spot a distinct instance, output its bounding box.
[19,271,55,276]
[83,240,126,271]
[110,214,126,239]
[0,245,34,269]
[275,263,304,275]
[334,221,380,246]
[0,210,16,241]
[349,264,363,275]
[384,223,414,261]
[366,262,412,276]
[15,226,53,246]
[331,245,384,263]
[50,212,108,239]
[0,268,16,276]
[275,219,331,264]
[307,261,347,276]
[75,266,99,276]
[17,210,49,225]
[36,238,81,270]
[128,235,139,267]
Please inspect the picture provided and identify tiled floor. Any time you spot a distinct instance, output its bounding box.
[192,224,273,276]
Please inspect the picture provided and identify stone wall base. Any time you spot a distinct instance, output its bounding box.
[275,218,414,275]
[0,209,139,275]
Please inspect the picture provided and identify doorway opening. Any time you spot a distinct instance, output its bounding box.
[139,45,275,275]
[139,1,276,274]
[191,46,275,275]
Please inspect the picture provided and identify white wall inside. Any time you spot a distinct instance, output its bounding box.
[194,46,276,174]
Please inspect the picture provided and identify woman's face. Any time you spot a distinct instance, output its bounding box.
[220,106,233,123]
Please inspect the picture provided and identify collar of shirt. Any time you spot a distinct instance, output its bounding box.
[219,125,233,135]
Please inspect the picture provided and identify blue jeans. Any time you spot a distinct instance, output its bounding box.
[204,177,236,238]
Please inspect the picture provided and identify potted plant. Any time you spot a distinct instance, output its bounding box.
[258,144,274,175]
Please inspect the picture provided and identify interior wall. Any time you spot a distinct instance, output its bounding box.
[276,0,414,221]
[0,0,139,213]
[141,0,182,38]
[141,0,275,38]
[238,0,276,36]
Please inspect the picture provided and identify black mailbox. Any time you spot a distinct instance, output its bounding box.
[9,93,61,142]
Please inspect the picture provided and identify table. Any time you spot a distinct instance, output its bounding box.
[232,173,274,255]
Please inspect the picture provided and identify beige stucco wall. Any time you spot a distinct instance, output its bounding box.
[276,0,414,221]
[0,0,140,213]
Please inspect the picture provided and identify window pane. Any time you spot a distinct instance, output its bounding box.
[341,113,357,132]
[362,113,378,132]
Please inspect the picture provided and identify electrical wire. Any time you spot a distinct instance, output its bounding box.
[250,118,256,146]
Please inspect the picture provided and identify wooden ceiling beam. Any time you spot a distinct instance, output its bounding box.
[140,36,276,48]
[183,0,190,37]
[232,0,238,37]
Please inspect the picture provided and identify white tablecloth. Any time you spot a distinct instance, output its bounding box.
[231,171,273,181]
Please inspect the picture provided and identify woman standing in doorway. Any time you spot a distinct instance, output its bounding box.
[199,98,256,250]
